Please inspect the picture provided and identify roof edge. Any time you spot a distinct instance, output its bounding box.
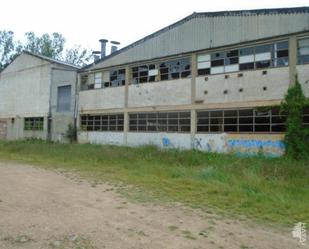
[196,6,309,17]
[23,51,80,69]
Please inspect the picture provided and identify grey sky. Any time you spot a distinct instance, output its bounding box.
[0,0,308,53]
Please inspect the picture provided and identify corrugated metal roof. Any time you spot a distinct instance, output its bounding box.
[81,6,309,72]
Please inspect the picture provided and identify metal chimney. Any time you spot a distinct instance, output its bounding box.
[92,51,101,62]
[111,41,120,54]
[99,39,108,58]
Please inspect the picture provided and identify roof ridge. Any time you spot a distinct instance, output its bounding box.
[195,6,309,17]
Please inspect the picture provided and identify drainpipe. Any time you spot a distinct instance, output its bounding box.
[48,67,54,141]
[74,72,79,140]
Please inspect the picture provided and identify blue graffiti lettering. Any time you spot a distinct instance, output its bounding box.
[162,137,171,147]
[227,139,285,150]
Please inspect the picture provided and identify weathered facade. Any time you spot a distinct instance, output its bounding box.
[0,51,78,141]
[77,7,309,156]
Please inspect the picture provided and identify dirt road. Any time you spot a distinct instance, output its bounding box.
[0,161,301,249]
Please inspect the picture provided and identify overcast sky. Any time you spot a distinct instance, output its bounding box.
[0,0,308,54]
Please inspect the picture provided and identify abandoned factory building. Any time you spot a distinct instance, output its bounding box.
[0,51,78,141]
[77,7,309,156]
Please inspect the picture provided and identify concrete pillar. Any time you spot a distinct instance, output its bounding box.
[191,53,197,104]
[124,65,130,145]
[289,35,298,85]
[190,110,196,149]
[124,112,129,145]
[190,53,197,149]
[124,65,130,108]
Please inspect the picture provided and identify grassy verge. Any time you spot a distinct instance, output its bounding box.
[0,139,308,226]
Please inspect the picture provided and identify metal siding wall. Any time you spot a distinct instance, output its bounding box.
[89,13,309,70]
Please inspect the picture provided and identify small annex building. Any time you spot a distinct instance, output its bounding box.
[0,51,79,141]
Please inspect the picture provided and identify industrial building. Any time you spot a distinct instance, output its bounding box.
[77,7,309,156]
[0,51,78,141]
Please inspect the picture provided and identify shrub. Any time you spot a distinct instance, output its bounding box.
[281,75,309,159]
[65,123,77,143]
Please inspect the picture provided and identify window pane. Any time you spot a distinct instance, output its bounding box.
[240,62,254,70]
[256,60,271,69]
[239,47,254,56]
[276,41,288,50]
[256,44,272,53]
[57,85,71,112]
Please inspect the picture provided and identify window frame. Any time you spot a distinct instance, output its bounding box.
[297,38,309,65]
[196,107,287,134]
[197,40,289,76]
[57,85,72,113]
[80,114,124,132]
[129,111,191,133]
[24,117,44,131]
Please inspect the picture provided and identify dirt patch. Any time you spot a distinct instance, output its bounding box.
[0,161,301,249]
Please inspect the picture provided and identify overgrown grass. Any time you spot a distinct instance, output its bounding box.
[0,139,308,226]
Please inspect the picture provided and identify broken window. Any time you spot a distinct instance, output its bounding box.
[254,44,272,69]
[24,117,44,131]
[159,58,191,81]
[131,64,157,84]
[197,54,210,76]
[197,107,287,133]
[80,71,113,90]
[298,38,309,64]
[129,111,190,133]
[109,69,125,87]
[57,85,71,112]
[275,41,289,66]
[94,72,102,89]
[197,41,289,76]
[80,114,124,131]
[80,74,89,91]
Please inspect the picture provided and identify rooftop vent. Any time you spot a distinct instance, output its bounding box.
[99,39,108,58]
[110,41,120,54]
[92,51,101,62]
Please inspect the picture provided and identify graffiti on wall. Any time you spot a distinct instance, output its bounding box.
[193,138,202,149]
[194,134,285,157]
[194,134,227,153]
[226,138,285,156]
[162,137,172,148]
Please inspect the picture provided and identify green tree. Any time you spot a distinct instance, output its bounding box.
[0,30,22,71]
[281,75,309,159]
[64,45,91,67]
[0,30,91,69]
[24,32,65,60]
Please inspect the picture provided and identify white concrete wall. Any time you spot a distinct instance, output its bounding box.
[78,131,285,157]
[5,116,48,140]
[78,132,124,145]
[194,134,228,153]
[296,64,309,97]
[0,53,51,118]
[79,87,125,111]
[128,79,191,108]
[127,132,192,149]
[196,67,290,104]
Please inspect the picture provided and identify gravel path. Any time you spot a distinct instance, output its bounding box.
[0,161,301,249]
